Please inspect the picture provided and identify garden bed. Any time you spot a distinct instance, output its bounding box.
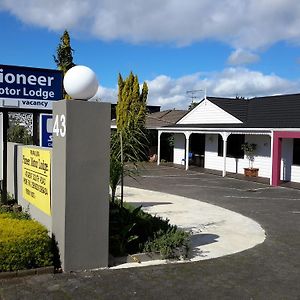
[109,200,191,263]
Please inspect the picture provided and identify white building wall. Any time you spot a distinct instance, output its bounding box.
[172,132,300,183]
[291,165,300,182]
[283,138,300,183]
[204,134,272,178]
[173,133,186,165]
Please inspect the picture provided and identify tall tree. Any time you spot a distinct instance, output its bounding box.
[53,30,75,98]
[110,72,148,204]
[116,71,148,131]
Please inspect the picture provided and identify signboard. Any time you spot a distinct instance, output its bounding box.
[40,114,53,147]
[0,64,63,110]
[22,147,51,216]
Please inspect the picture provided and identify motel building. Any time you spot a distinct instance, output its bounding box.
[156,93,300,186]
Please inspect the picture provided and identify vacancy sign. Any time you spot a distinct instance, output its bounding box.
[0,64,63,110]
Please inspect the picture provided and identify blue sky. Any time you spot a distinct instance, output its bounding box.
[1,0,300,109]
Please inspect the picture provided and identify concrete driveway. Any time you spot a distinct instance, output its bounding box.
[1,164,300,299]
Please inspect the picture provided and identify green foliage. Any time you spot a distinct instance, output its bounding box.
[7,124,33,145]
[143,228,190,259]
[241,142,257,154]
[241,142,257,168]
[53,30,75,99]
[0,213,53,271]
[188,101,199,110]
[0,192,16,206]
[0,207,31,220]
[109,200,191,258]
[110,127,147,204]
[116,71,148,133]
[109,152,123,203]
[111,72,148,205]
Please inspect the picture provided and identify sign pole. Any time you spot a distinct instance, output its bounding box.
[1,110,8,204]
[32,111,39,146]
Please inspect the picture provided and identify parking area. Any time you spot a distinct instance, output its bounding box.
[1,164,300,299]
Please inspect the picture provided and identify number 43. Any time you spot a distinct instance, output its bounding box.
[53,114,66,137]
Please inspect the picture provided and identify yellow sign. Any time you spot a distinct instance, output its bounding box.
[22,147,51,216]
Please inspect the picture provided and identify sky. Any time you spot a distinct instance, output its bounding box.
[1,0,300,110]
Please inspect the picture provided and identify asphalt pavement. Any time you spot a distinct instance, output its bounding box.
[0,164,300,300]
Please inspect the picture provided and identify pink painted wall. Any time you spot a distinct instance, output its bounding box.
[272,131,300,186]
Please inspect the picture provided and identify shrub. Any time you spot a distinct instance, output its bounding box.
[0,205,31,220]
[0,192,16,206]
[143,228,190,259]
[0,213,53,272]
[109,200,191,258]
[7,124,33,145]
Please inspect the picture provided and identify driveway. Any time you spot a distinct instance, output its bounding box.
[1,164,300,299]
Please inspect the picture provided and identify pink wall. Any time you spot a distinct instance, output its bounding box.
[272,131,300,186]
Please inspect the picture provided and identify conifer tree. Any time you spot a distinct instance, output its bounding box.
[116,72,148,131]
[53,30,75,98]
[111,72,148,204]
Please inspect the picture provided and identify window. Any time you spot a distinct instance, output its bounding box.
[293,139,300,165]
[218,134,245,158]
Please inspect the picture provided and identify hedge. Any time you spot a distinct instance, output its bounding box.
[0,213,53,272]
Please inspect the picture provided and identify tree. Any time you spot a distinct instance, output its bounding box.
[7,124,33,145]
[116,72,148,131]
[110,72,148,204]
[241,142,257,168]
[53,30,75,98]
[188,101,199,110]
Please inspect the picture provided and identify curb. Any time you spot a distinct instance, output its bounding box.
[0,266,55,280]
[109,252,163,266]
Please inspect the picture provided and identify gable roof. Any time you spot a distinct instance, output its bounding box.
[208,97,248,122]
[178,98,243,125]
[172,93,300,129]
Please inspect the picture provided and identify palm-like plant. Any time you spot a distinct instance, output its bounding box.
[110,125,147,205]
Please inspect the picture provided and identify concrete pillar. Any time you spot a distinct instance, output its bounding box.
[157,131,162,166]
[52,100,110,272]
[269,133,273,185]
[222,133,229,177]
[185,132,190,170]
[271,133,282,186]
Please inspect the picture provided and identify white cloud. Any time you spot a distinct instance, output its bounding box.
[90,85,117,102]
[2,0,300,49]
[89,68,299,110]
[227,49,259,65]
[146,68,299,109]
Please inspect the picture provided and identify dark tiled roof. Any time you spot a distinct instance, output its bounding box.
[111,109,187,129]
[146,110,187,128]
[170,94,300,129]
[246,94,300,128]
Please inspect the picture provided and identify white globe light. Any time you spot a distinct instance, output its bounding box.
[63,65,99,100]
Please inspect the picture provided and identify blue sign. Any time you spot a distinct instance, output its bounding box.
[40,114,53,148]
[0,64,63,110]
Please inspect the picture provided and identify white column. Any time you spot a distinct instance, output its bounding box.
[185,132,191,170]
[222,133,229,177]
[157,131,162,166]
